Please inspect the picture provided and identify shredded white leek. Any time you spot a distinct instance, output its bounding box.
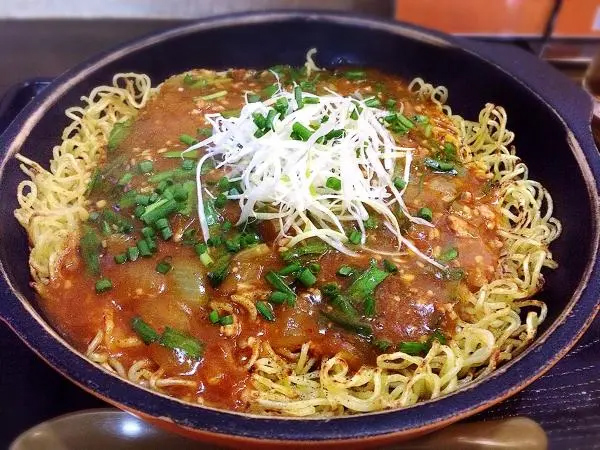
[188,83,444,269]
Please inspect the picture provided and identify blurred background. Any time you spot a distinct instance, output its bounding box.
[0,0,597,93]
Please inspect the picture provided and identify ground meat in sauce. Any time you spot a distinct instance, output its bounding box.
[38,66,503,411]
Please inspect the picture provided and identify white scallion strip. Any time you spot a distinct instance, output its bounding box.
[187,84,442,268]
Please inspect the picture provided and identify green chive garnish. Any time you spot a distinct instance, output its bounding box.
[326,176,342,191]
[344,70,366,80]
[138,160,153,173]
[131,317,159,344]
[348,230,362,245]
[256,301,275,321]
[156,259,172,274]
[95,278,113,294]
[417,207,433,222]
[219,315,234,326]
[269,291,290,304]
[214,193,228,209]
[114,253,127,264]
[393,177,406,190]
[117,172,133,186]
[297,268,317,287]
[439,247,459,262]
[337,265,355,277]
[179,134,197,146]
[383,259,398,273]
[209,310,219,324]
[291,122,313,141]
[294,86,303,109]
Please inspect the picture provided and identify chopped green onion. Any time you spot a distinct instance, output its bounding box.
[364,97,381,108]
[160,227,173,240]
[107,119,132,151]
[424,157,456,173]
[181,159,195,171]
[198,127,212,137]
[297,268,317,287]
[344,70,366,80]
[140,198,179,225]
[308,263,321,274]
[373,339,393,352]
[136,194,150,206]
[346,266,389,302]
[127,246,140,261]
[256,301,275,321]
[291,122,313,141]
[417,207,433,222]
[207,255,231,287]
[438,247,459,262]
[219,315,234,326]
[320,283,341,297]
[179,134,197,146]
[154,218,169,230]
[265,110,278,131]
[320,310,372,337]
[118,172,133,186]
[163,150,198,159]
[214,193,228,209]
[247,93,261,103]
[337,265,355,277]
[303,97,319,105]
[95,278,113,294]
[200,90,228,101]
[385,98,397,110]
[383,259,398,273]
[80,227,101,276]
[252,112,266,129]
[114,253,127,264]
[279,261,302,276]
[326,176,342,191]
[274,97,289,117]
[282,242,329,261]
[156,259,172,274]
[393,177,406,190]
[398,341,430,356]
[269,291,291,304]
[137,240,152,257]
[131,317,159,344]
[159,327,204,359]
[199,252,214,267]
[217,177,230,192]
[348,230,362,245]
[294,86,303,109]
[138,160,153,173]
[262,84,278,98]
[430,329,447,345]
[145,237,157,253]
[396,113,414,129]
[363,294,376,316]
[208,310,219,324]
[194,242,207,256]
[265,271,296,304]
[141,227,155,239]
[364,217,378,229]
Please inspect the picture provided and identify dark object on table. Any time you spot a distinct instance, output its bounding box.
[0,11,598,448]
[9,409,546,450]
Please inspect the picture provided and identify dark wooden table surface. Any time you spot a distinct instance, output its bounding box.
[0,18,599,450]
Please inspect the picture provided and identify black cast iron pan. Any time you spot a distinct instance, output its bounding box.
[0,11,598,448]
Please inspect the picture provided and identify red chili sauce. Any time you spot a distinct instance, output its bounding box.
[38,67,502,411]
